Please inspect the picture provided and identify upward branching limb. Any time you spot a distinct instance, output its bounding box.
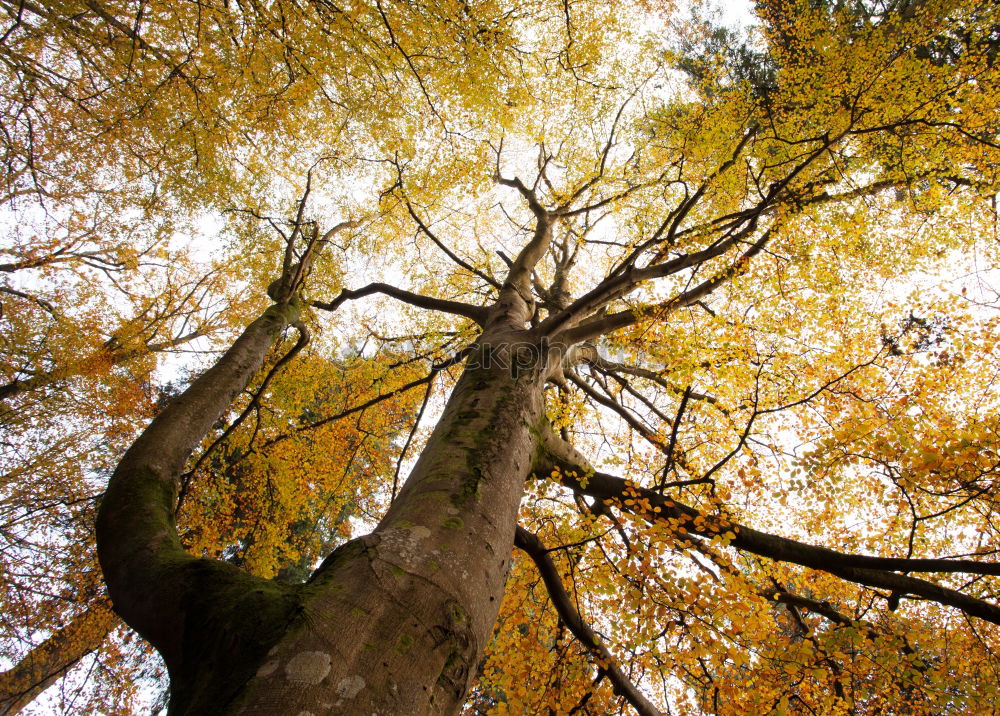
[496,175,555,307]
[607,128,759,279]
[557,225,777,345]
[95,206,363,708]
[535,217,760,338]
[271,215,359,304]
[95,298,304,664]
[541,127,854,345]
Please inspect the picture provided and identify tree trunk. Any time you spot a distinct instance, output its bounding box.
[230,336,547,713]
[95,301,308,714]
[97,289,552,714]
[0,600,118,715]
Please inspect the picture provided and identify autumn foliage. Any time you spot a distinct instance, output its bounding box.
[3,0,1000,713]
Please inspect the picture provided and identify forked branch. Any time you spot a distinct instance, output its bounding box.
[557,226,776,345]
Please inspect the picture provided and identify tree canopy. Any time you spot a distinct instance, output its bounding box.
[2,0,1000,713]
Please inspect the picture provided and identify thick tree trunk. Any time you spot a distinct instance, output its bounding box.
[229,336,548,713]
[0,600,118,715]
[97,287,553,714]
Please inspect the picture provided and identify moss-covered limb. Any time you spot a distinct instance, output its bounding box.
[536,430,1000,626]
[95,304,298,675]
[231,541,482,715]
[531,417,595,479]
[0,599,118,715]
[166,561,304,715]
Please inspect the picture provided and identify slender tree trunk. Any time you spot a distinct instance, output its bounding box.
[95,301,307,713]
[0,600,118,715]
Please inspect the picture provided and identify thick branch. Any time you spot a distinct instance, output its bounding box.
[495,176,555,317]
[533,425,1000,625]
[540,213,764,338]
[312,282,487,324]
[95,300,302,667]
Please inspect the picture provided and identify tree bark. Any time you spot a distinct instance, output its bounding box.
[96,289,553,713]
[230,334,548,713]
[95,301,308,714]
[0,600,118,715]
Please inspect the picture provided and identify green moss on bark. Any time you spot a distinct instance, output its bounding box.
[168,562,305,715]
[262,298,302,330]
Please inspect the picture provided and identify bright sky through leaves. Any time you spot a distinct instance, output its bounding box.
[2,0,1000,713]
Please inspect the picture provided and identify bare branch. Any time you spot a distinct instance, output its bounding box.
[533,425,1000,625]
[404,200,500,289]
[557,226,776,345]
[312,282,488,325]
[515,527,663,716]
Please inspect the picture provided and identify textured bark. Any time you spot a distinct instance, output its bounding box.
[207,198,561,713]
[95,281,555,714]
[228,333,549,714]
[0,600,118,715]
[95,302,306,714]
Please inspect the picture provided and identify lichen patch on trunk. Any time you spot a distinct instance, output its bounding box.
[255,659,280,678]
[335,675,366,699]
[284,651,332,684]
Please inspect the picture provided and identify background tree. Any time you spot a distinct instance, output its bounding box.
[4,0,1000,713]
